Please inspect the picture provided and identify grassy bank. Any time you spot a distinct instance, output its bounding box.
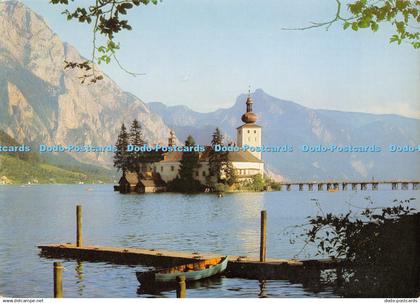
[0,154,113,184]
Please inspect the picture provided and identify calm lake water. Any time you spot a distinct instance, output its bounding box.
[0,184,418,298]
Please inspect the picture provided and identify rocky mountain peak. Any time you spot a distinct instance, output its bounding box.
[0,1,172,166]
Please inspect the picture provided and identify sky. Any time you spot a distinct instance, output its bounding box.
[21,0,420,117]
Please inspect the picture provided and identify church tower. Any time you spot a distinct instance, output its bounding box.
[236,90,262,160]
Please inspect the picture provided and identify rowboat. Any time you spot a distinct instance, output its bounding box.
[136,256,229,285]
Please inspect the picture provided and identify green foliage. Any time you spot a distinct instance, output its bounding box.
[264,177,282,191]
[346,0,420,48]
[50,0,160,82]
[250,174,265,191]
[239,174,265,192]
[208,128,234,186]
[127,119,146,174]
[0,154,109,184]
[287,0,419,49]
[213,182,230,193]
[224,161,237,186]
[300,198,418,297]
[166,176,204,193]
[208,128,224,182]
[113,123,129,174]
[173,135,203,193]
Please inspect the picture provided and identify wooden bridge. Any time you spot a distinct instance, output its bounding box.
[277,180,420,191]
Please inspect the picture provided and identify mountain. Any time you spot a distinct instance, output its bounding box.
[0,1,172,167]
[149,89,420,181]
[1,1,418,182]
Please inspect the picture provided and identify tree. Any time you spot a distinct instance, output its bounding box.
[284,0,420,49]
[250,174,265,191]
[178,135,199,181]
[167,135,202,192]
[128,119,146,175]
[208,128,237,189]
[113,123,129,175]
[178,135,202,192]
[50,0,160,83]
[295,198,418,297]
[208,128,225,183]
[224,161,237,186]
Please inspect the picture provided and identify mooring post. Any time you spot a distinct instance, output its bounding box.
[54,262,63,298]
[176,275,186,298]
[76,205,83,247]
[260,210,267,262]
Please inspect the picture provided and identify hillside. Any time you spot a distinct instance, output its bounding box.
[0,129,113,184]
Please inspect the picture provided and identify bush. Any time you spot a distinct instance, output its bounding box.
[214,182,230,193]
[167,176,204,193]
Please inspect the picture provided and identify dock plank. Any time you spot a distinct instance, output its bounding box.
[38,243,338,280]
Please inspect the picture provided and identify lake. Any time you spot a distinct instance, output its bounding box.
[0,184,418,298]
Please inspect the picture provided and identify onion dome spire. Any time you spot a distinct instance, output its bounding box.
[241,86,257,123]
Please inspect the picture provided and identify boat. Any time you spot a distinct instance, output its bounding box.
[136,256,229,285]
[328,188,339,192]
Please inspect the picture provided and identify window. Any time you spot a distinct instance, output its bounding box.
[247,130,250,133]
[195,171,199,177]
[171,166,174,172]
[254,130,257,134]
[202,171,206,176]
[160,166,163,172]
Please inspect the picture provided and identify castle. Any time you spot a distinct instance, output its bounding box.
[119,93,264,193]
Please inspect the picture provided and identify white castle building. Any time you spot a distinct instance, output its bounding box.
[120,93,264,193]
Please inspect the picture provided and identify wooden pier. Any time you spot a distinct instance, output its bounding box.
[38,205,342,292]
[38,243,340,281]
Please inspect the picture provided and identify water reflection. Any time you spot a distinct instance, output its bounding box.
[75,260,85,296]
[258,279,267,298]
[137,275,224,297]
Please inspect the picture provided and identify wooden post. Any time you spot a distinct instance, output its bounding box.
[76,205,83,247]
[176,275,186,298]
[54,262,63,298]
[260,210,267,262]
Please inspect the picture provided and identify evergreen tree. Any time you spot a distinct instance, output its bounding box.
[179,135,199,180]
[167,135,202,192]
[224,161,237,186]
[208,128,237,188]
[209,128,224,182]
[113,123,129,175]
[128,119,146,174]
